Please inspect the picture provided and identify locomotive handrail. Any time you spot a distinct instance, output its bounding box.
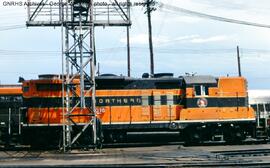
[216,91,248,96]
[0,85,21,88]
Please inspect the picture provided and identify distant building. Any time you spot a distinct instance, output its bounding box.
[249,90,270,104]
[248,90,270,127]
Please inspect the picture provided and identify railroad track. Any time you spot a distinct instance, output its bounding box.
[2,146,270,167]
[1,162,270,168]
[183,162,270,168]
[1,139,268,151]
[212,148,270,157]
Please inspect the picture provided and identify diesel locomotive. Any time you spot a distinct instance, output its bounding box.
[0,73,258,147]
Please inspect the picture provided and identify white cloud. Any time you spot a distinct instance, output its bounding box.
[120,34,233,45]
[190,35,232,43]
[156,35,199,46]
[169,35,199,42]
[173,16,202,23]
[152,11,202,24]
[120,34,170,45]
[101,60,126,67]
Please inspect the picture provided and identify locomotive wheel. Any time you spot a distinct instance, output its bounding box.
[0,130,2,144]
[1,129,11,148]
[224,126,245,144]
[0,128,4,145]
[183,127,202,146]
[118,131,127,142]
[108,131,127,143]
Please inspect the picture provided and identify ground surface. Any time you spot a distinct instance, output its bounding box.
[1,143,270,167]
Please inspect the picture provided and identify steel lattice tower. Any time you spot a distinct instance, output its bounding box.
[26,0,131,151]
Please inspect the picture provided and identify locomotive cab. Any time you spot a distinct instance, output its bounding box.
[180,76,255,144]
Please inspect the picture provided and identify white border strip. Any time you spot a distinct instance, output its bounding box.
[102,118,255,125]
[22,118,255,127]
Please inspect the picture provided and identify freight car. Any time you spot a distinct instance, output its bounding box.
[0,74,257,147]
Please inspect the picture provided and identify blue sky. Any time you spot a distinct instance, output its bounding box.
[0,0,270,89]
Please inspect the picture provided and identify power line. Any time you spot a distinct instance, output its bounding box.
[1,47,270,58]
[0,25,25,31]
[159,3,270,29]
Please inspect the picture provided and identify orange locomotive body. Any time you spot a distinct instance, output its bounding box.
[23,75,90,124]
[20,74,255,145]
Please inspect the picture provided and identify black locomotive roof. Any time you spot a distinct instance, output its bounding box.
[95,76,184,90]
[183,75,218,87]
[30,74,219,90]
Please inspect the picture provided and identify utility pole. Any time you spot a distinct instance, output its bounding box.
[127,0,131,77]
[127,26,131,77]
[97,62,100,76]
[144,0,156,77]
[237,46,242,77]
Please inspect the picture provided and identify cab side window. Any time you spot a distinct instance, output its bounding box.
[194,85,201,96]
[194,85,209,96]
[23,86,29,92]
[204,86,209,95]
